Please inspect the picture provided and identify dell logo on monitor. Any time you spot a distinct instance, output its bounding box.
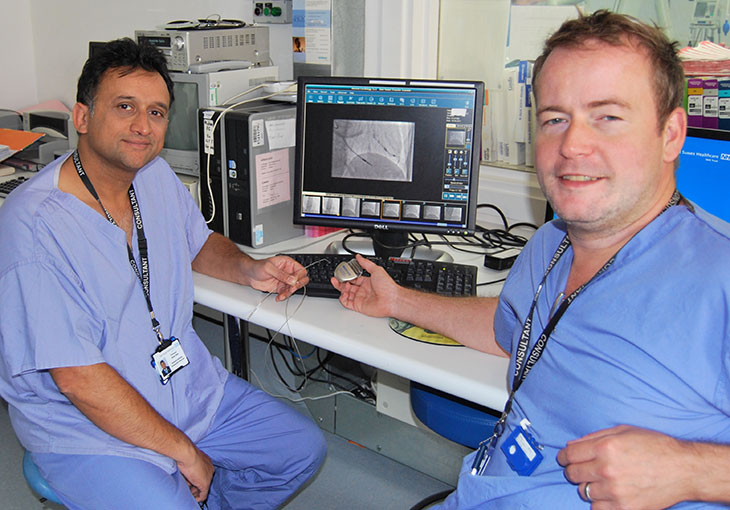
[373,224,390,230]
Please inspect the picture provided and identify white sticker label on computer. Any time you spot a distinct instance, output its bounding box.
[252,119,265,148]
[203,110,215,155]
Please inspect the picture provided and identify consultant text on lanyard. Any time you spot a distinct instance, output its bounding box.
[72,150,190,385]
[471,189,682,477]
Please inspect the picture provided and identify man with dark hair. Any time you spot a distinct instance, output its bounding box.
[333,10,730,509]
[76,38,176,111]
[0,39,325,509]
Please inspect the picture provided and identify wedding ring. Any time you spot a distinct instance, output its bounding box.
[584,482,592,501]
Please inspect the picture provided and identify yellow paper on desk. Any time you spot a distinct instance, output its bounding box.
[0,128,44,151]
[388,318,463,347]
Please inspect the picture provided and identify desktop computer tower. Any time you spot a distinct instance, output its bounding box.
[198,100,303,248]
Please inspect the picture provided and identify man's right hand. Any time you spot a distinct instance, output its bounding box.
[177,445,215,503]
[330,254,400,318]
[51,363,218,504]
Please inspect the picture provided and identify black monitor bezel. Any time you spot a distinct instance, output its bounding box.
[293,76,485,237]
[686,126,730,141]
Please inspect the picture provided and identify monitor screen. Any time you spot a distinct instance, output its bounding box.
[677,127,730,223]
[159,73,209,177]
[165,81,199,152]
[293,76,484,258]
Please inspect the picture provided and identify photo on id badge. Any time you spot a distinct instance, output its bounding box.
[150,337,189,384]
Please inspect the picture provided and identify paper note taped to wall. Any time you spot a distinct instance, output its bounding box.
[256,148,291,210]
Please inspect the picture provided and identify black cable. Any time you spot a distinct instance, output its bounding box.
[249,330,296,353]
[409,489,454,510]
[264,331,374,400]
[192,311,224,327]
[315,349,376,401]
[476,204,509,230]
[282,335,319,361]
[266,331,327,392]
[340,231,372,255]
[509,221,539,232]
[477,277,507,287]
[474,203,539,251]
[268,342,307,392]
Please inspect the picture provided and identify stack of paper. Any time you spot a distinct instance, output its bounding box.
[680,41,730,76]
[482,61,535,168]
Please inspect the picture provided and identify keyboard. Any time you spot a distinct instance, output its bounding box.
[0,176,30,198]
[289,253,478,298]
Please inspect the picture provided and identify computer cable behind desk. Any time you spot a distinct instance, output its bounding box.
[249,329,376,404]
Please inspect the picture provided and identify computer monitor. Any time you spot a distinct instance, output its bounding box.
[293,76,484,259]
[677,127,730,223]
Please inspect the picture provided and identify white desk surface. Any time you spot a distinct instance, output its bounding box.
[193,231,512,411]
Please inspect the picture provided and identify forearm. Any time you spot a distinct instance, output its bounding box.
[679,440,730,503]
[50,363,197,463]
[391,287,506,356]
[192,232,253,285]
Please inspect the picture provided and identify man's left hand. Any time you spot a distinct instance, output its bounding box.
[243,255,308,301]
[558,425,691,509]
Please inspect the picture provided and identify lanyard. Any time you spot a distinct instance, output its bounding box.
[474,189,683,469]
[72,150,165,343]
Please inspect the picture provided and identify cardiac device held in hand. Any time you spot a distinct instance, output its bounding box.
[333,258,364,282]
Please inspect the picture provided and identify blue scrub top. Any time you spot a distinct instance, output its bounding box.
[439,204,730,509]
[0,154,229,473]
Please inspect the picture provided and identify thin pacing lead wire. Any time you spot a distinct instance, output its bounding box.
[247,259,329,394]
[248,259,355,402]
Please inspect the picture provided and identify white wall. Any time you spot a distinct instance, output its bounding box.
[363,0,439,79]
[1,0,294,112]
[0,0,38,110]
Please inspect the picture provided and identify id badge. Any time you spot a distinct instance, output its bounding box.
[500,419,543,476]
[150,337,189,385]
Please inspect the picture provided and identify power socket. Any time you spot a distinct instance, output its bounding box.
[253,1,293,24]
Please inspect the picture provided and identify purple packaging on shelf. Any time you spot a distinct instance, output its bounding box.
[703,78,719,129]
[687,78,704,127]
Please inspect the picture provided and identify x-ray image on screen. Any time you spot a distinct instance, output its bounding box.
[342,197,360,217]
[301,195,322,214]
[382,201,401,219]
[331,119,415,182]
[322,196,341,215]
[444,206,463,222]
[446,129,466,147]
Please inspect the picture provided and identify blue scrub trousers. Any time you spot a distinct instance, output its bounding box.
[31,374,327,510]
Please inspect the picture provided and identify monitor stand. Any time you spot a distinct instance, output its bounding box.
[324,230,453,263]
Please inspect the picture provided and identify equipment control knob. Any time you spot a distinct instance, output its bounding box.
[174,36,185,51]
